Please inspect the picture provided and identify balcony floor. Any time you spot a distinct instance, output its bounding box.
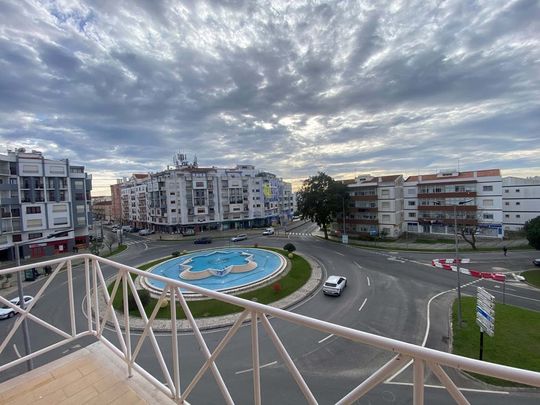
[0,342,175,405]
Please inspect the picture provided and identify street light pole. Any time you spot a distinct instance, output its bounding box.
[454,205,462,328]
[14,243,34,371]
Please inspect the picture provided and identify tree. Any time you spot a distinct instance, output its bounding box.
[297,172,349,239]
[89,239,103,255]
[524,216,540,249]
[104,234,117,253]
[459,226,479,250]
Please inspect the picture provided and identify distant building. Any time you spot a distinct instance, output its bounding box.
[0,148,92,261]
[404,169,503,238]
[110,182,122,223]
[91,196,112,221]
[117,155,293,233]
[343,174,404,238]
[502,176,540,232]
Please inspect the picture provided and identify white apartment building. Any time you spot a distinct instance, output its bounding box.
[403,169,503,238]
[344,174,403,238]
[502,176,540,232]
[119,157,293,233]
[0,148,92,261]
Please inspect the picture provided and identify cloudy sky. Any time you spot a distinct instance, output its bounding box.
[1,0,539,195]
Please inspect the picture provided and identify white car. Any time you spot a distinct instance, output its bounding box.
[262,228,274,235]
[0,295,34,320]
[323,275,347,296]
[231,234,247,242]
[139,229,154,236]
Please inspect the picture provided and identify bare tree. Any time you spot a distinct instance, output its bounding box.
[104,233,117,253]
[459,226,479,250]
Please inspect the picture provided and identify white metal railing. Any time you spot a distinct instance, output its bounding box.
[1,253,539,404]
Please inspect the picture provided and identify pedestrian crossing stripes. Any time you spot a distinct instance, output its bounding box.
[286,232,313,237]
[124,239,146,246]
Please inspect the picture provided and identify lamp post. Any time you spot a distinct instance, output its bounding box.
[454,199,473,327]
[341,196,348,244]
[12,228,73,371]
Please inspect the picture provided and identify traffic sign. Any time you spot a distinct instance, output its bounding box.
[476,287,495,337]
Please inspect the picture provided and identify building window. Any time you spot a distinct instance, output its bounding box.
[504,189,509,193]
[505,202,509,206]
[381,202,390,209]
[382,214,390,222]
[483,214,494,220]
[483,199,493,207]
[28,233,43,239]
[483,185,493,192]
[516,214,521,218]
[22,164,39,174]
[26,219,43,228]
[52,204,67,212]
[381,189,389,197]
[26,206,41,214]
[505,214,509,218]
[408,212,416,218]
[53,217,68,225]
[516,202,520,205]
[515,189,520,192]
[73,180,84,189]
[407,201,416,206]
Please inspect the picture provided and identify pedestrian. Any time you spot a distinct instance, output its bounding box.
[503,246,507,256]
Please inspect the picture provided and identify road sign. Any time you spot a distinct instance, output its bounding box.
[476,287,495,337]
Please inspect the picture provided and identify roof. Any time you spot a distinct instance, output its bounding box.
[405,169,501,183]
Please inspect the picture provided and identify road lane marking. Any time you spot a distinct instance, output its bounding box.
[335,252,345,256]
[318,334,334,344]
[354,261,363,269]
[366,276,370,287]
[358,298,368,312]
[235,361,277,375]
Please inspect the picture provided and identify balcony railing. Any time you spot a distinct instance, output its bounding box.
[1,255,539,404]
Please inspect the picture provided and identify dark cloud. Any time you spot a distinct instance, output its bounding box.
[0,0,538,194]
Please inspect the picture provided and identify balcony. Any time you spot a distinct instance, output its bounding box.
[418,192,477,199]
[351,195,377,201]
[0,255,539,403]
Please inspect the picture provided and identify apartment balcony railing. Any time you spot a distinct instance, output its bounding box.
[1,255,539,404]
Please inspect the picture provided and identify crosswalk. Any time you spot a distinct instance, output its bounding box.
[285,231,313,238]
[123,239,146,246]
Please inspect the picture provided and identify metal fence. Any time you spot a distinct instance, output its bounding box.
[1,254,539,404]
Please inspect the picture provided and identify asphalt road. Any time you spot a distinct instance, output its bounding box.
[1,223,539,404]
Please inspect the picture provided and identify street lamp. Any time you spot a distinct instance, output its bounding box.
[454,199,473,327]
[12,227,73,371]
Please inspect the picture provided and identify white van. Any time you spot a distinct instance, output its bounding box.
[121,225,132,233]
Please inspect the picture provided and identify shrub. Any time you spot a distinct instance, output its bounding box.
[128,289,151,309]
[171,251,180,257]
[272,282,281,294]
[253,243,259,248]
[283,243,296,253]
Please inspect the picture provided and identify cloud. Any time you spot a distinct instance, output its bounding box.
[0,0,538,195]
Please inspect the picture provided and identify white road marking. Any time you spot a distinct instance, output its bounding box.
[235,361,277,375]
[385,381,509,395]
[366,276,370,287]
[354,262,363,269]
[318,334,334,344]
[13,344,21,358]
[358,298,368,312]
[335,252,345,256]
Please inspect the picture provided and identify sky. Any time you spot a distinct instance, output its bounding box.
[1,0,539,196]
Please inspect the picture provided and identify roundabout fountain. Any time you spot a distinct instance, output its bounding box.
[141,248,287,297]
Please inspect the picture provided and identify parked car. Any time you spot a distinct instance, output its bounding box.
[231,234,247,242]
[322,275,347,296]
[139,229,154,236]
[533,258,540,267]
[262,228,275,235]
[111,225,119,231]
[194,237,212,244]
[121,225,133,233]
[0,296,34,320]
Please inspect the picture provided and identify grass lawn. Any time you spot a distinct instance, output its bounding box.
[111,248,311,319]
[522,270,540,288]
[101,244,127,258]
[452,297,540,386]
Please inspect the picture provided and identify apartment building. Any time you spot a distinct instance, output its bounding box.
[119,156,293,233]
[110,182,122,223]
[91,196,112,221]
[502,176,540,232]
[0,148,92,261]
[344,174,403,238]
[404,169,503,238]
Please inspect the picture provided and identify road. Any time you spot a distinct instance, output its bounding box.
[1,222,539,403]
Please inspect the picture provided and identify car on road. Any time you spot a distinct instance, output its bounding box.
[111,225,119,231]
[262,228,274,235]
[322,275,347,296]
[138,229,154,236]
[231,234,247,242]
[194,237,212,244]
[533,258,540,267]
[0,295,34,320]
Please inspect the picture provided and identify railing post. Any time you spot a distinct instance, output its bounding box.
[92,258,100,333]
[413,358,424,405]
[251,311,261,405]
[67,259,76,337]
[122,269,132,377]
[170,287,181,401]
[84,257,92,333]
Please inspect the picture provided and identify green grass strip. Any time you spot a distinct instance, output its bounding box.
[522,270,540,288]
[452,296,540,386]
